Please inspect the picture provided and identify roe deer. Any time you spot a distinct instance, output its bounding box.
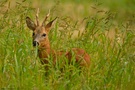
[26,9,90,69]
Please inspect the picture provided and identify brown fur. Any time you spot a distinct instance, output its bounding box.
[38,46,90,67]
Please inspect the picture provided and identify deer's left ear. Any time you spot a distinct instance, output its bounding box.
[45,17,57,32]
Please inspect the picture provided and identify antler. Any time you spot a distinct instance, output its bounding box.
[36,8,40,26]
[42,10,50,26]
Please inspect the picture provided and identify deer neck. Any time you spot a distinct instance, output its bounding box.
[38,40,51,59]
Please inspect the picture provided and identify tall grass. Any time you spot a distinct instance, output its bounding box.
[0,0,135,90]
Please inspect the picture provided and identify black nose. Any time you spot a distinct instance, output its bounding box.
[33,41,39,47]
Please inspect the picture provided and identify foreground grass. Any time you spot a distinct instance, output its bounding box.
[0,0,135,90]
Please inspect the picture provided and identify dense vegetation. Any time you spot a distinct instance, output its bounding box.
[0,0,135,89]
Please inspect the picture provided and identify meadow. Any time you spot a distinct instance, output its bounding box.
[0,0,135,89]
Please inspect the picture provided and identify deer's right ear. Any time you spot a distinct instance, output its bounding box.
[26,17,36,31]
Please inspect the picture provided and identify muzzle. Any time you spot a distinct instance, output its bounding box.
[33,41,39,47]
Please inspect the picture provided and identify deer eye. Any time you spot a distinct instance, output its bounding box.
[33,33,35,36]
[42,33,46,37]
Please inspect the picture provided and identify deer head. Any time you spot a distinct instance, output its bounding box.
[26,9,57,48]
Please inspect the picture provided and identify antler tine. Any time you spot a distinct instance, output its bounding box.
[36,8,40,26]
[42,9,50,26]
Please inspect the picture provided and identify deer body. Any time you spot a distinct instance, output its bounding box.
[26,10,90,68]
